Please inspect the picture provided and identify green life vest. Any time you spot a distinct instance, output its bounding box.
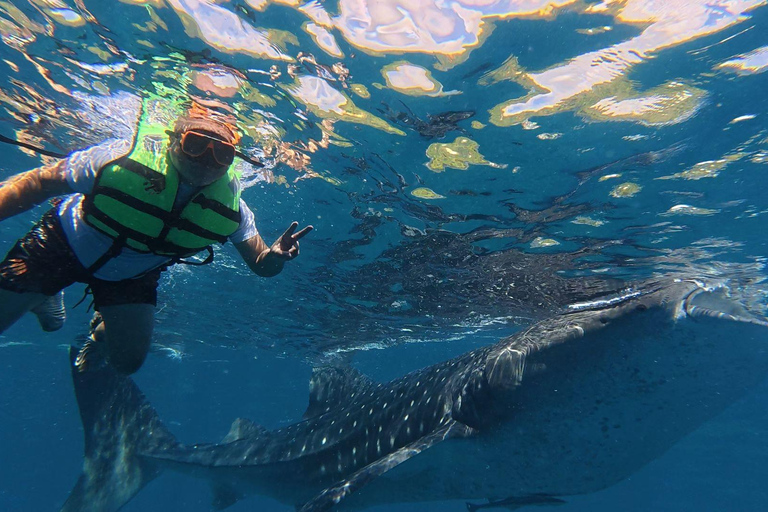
[82,109,242,258]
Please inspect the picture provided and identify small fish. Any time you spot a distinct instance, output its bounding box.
[729,114,756,124]
[461,61,495,80]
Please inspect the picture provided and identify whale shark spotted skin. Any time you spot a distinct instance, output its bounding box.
[61,276,768,512]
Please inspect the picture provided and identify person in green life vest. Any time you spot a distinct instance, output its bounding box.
[0,100,312,374]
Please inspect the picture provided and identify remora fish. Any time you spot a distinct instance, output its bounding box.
[62,276,768,512]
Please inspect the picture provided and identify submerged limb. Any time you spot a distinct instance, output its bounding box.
[0,288,51,333]
[0,159,71,221]
[30,290,66,332]
[97,303,155,374]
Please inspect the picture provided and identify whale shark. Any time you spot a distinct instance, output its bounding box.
[61,275,768,511]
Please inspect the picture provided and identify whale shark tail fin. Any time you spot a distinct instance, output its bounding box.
[62,347,179,512]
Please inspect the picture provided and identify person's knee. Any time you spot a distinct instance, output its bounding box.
[104,324,151,374]
[97,304,154,374]
[108,344,149,375]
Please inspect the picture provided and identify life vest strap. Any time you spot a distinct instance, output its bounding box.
[86,235,127,274]
[173,246,215,266]
[170,216,230,244]
[116,157,167,193]
[86,206,156,251]
[88,185,231,248]
[86,206,201,255]
[191,194,241,223]
[91,185,173,223]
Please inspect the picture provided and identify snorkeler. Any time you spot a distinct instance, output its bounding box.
[0,99,312,374]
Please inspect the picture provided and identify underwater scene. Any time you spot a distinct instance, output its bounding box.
[1,0,768,510]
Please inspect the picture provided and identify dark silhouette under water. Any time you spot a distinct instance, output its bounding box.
[378,101,475,139]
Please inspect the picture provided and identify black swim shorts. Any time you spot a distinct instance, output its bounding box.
[0,208,162,309]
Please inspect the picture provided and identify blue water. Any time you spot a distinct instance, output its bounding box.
[1,0,768,510]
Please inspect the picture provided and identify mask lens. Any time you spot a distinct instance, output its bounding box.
[212,142,235,166]
[181,131,212,157]
[181,131,235,166]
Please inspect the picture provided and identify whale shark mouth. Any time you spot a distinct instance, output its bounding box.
[566,289,645,312]
[565,277,768,328]
[677,279,768,327]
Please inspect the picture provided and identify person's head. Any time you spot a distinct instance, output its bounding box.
[167,102,241,186]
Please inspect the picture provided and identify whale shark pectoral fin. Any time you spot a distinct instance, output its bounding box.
[303,367,377,420]
[298,421,475,512]
[211,483,245,511]
[466,493,567,511]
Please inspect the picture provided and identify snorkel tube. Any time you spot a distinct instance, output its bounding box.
[0,131,263,168]
[0,133,68,159]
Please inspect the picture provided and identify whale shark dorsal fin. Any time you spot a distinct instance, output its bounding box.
[303,367,376,419]
[222,417,268,443]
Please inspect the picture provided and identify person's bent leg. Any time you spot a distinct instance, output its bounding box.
[89,267,163,375]
[97,303,154,375]
[0,207,82,334]
[0,288,50,333]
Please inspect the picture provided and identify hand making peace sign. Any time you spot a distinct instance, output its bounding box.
[269,221,313,260]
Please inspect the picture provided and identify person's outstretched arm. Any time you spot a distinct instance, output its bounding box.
[0,159,72,221]
[234,221,313,277]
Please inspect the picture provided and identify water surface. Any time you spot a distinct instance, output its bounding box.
[1,1,767,510]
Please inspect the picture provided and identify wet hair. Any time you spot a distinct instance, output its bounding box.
[172,102,240,144]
